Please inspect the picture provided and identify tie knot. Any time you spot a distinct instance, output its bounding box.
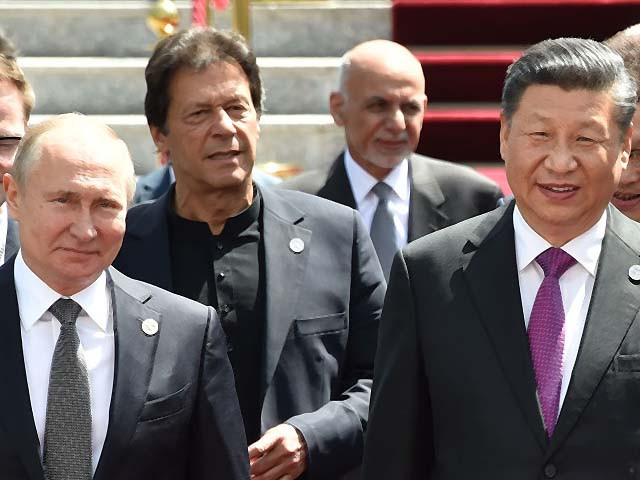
[536,247,576,279]
[372,182,393,201]
[49,298,83,326]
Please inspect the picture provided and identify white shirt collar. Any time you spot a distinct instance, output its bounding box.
[343,149,410,203]
[14,250,110,332]
[513,205,605,277]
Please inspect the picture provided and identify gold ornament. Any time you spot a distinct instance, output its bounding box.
[147,0,181,38]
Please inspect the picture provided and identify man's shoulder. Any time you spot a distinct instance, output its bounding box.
[411,154,501,192]
[263,185,355,220]
[404,201,510,261]
[279,158,337,194]
[109,267,210,319]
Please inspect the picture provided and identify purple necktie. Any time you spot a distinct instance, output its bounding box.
[527,247,576,437]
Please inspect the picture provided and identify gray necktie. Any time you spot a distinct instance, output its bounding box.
[370,182,397,280]
[43,298,92,480]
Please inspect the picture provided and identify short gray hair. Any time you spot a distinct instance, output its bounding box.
[502,37,637,135]
[14,113,136,202]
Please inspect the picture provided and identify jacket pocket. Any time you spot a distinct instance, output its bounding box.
[615,354,640,372]
[139,382,192,422]
[294,312,346,336]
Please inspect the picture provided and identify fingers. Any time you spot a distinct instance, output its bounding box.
[248,430,279,460]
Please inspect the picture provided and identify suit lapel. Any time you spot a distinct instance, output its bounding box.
[259,188,312,396]
[94,269,161,480]
[461,202,547,449]
[407,155,448,241]
[0,259,44,480]
[317,153,357,209]
[548,208,640,454]
[5,218,20,260]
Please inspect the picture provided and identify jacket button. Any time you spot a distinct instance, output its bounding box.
[544,464,557,478]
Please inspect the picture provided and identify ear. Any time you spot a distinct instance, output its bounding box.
[150,125,169,155]
[499,112,510,163]
[619,124,633,170]
[4,173,21,221]
[329,91,346,127]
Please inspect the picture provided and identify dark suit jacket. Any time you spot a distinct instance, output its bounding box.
[281,152,503,242]
[0,260,249,480]
[113,186,386,479]
[134,165,282,205]
[362,201,640,479]
[5,217,19,262]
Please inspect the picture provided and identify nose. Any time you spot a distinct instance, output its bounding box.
[543,140,578,174]
[211,108,237,136]
[386,108,406,132]
[69,210,98,242]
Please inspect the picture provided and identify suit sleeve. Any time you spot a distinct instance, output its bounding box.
[362,249,434,480]
[188,307,250,480]
[286,211,386,479]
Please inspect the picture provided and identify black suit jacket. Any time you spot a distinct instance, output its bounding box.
[0,260,249,480]
[281,152,503,242]
[362,201,640,479]
[113,186,386,479]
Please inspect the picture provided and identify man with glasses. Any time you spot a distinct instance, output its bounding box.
[0,48,34,264]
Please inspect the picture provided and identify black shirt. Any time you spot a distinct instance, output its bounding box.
[167,185,265,443]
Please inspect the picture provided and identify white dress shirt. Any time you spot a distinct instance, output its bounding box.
[0,202,8,264]
[513,205,605,415]
[15,251,114,474]
[344,149,411,249]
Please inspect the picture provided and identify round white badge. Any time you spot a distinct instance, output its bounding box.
[141,318,159,336]
[629,265,640,282]
[289,238,305,254]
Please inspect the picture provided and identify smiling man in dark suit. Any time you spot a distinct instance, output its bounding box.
[363,38,640,479]
[282,40,503,279]
[0,113,249,480]
[113,27,385,480]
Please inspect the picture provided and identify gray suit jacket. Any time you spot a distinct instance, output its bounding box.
[113,186,386,479]
[0,262,249,480]
[281,152,504,242]
[363,201,640,479]
[5,217,19,262]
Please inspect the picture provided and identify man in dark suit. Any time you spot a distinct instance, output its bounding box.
[363,38,640,479]
[1,113,249,480]
[282,40,503,278]
[113,28,385,480]
[0,47,33,263]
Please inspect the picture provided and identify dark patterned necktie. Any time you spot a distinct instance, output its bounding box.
[527,247,576,437]
[43,298,92,480]
[370,182,397,281]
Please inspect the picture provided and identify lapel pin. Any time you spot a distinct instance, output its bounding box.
[629,265,640,283]
[289,237,305,254]
[141,318,159,336]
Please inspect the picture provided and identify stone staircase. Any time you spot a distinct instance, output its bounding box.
[2,0,389,174]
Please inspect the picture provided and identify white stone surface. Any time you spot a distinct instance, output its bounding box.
[19,57,341,115]
[2,1,389,57]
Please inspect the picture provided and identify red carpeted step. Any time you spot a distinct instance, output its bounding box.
[419,108,501,164]
[475,165,511,195]
[394,0,640,46]
[416,50,521,103]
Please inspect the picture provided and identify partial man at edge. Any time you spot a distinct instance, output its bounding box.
[606,23,640,222]
[363,38,640,479]
[281,39,503,279]
[0,38,32,264]
[113,27,385,480]
[0,113,249,480]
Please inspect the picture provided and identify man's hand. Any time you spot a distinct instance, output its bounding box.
[248,423,308,480]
